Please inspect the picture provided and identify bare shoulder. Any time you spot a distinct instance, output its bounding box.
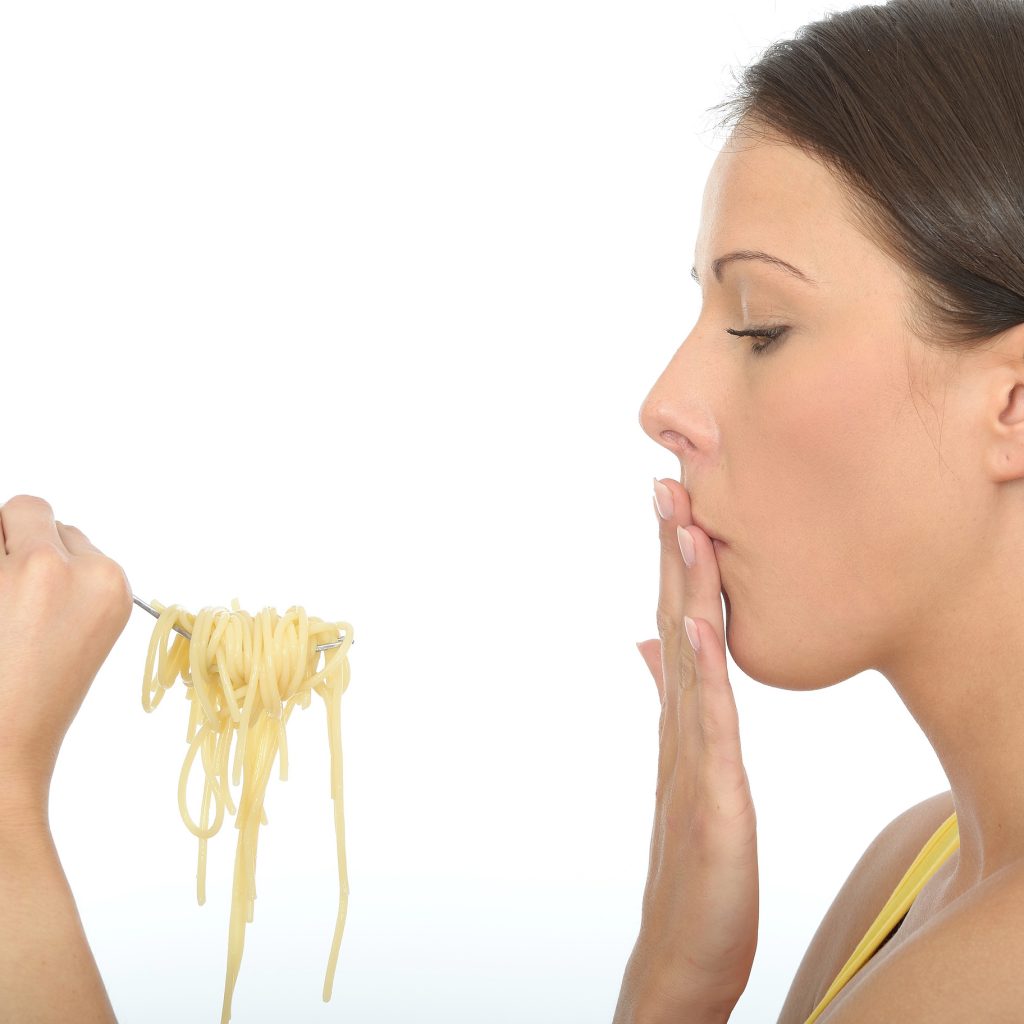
[776,789,955,1024]
[817,841,1024,1021]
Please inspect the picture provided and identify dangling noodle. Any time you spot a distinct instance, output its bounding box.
[141,597,354,1024]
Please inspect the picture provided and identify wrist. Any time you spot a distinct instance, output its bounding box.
[615,956,737,1024]
[0,774,51,837]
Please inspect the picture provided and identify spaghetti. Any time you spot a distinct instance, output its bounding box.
[141,597,353,1023]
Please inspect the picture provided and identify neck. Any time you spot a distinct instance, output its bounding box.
[883,556,1024,902]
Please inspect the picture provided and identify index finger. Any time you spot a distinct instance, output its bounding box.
[0,495,64,557]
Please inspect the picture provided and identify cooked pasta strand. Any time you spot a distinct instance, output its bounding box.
[140,598,353,1023]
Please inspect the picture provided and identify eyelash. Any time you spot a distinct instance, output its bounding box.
[725,324,789,356]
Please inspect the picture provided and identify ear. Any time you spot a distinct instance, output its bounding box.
[979,326,1024,484]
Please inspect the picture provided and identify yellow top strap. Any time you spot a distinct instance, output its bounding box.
[803,811,959,1024]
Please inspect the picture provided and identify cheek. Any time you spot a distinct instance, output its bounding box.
[772,358,889,553]
[723,353,906,686]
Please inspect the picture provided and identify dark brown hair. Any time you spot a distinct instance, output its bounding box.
[703,0,1024,351]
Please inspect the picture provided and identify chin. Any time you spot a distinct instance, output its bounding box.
[724,600,846,692]
[734,652,839,692]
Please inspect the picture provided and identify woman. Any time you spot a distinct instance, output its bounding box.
[3,3,1024,1023]
[614,0,1024,1021]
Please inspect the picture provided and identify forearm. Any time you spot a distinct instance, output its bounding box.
[0,823,117,1024]
[613,994,733,1024]
[613,945,737,1024]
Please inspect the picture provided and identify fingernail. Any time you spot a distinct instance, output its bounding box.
[653,478,674,520]
[684,616,701,653]
[677,525,696,568]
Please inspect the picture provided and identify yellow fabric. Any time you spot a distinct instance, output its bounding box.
[802,810,959,1024]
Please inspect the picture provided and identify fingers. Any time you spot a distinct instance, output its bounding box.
[652,480,690,791]
[677,521,726,661]
[636,639,664,704]
[651,476,708,803]
[653,481,690,642]
[1,494,107,563]
[637,638,671,777]
[650,478,729,785]
[56,518,133,626]
[684,616,751,821]
[675,515,728,766]
[672,517,748,803]
[0,494,64,557]
[684,616,742,763]
[54,520,102,558]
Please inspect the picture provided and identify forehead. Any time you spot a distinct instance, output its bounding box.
[694,132,878,291]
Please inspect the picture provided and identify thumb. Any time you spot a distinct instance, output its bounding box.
[636,638,665,703]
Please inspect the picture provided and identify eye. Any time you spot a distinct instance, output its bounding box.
[725,324,789,357]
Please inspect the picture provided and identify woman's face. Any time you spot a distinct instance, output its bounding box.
[639,127,1016,691]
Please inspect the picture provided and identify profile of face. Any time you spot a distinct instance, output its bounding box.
[639,123,1024,693]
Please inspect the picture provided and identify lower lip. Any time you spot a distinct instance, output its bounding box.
[712,538,726,550]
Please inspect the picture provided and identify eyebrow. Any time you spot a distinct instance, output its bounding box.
[690,250,818,287]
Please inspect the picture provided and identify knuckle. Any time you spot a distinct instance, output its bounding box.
[15,545,70,611]
[658,526,682,559]
[700,715,722,746]
[655,605,678,642]
[6,493,54,512]
[89,556,132,609]
[22,541,70,578]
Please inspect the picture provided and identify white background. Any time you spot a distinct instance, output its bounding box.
[0,3,950,1023]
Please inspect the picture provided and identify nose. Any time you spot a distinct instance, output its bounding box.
[638,385,705,459]
[638,332,725,483]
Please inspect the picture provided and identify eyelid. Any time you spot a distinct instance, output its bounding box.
[724,323,790,356]
[724,325,787,338]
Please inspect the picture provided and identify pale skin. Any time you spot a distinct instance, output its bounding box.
[0,495,130,1023]
[636,121,1024,1006]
